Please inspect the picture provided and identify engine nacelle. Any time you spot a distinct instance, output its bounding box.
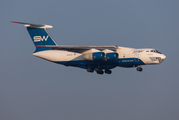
[105,52,119,61]
[83,52,105,61]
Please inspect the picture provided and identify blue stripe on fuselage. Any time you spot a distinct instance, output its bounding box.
[118,58,145,67]
[53,58,145,69]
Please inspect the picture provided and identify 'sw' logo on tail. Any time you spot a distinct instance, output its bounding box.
[34,36,49,42]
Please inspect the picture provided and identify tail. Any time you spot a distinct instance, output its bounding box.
[11,21,58,52]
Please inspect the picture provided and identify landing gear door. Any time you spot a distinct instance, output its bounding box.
[134,54,139,62]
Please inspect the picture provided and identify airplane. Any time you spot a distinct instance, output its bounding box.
[11,21,166,75]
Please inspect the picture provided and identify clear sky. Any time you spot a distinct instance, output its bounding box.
[1,0,179,120]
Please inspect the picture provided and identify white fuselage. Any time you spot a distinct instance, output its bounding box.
[32,47,166,68]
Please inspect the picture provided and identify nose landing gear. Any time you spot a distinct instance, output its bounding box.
[136,66,143,72]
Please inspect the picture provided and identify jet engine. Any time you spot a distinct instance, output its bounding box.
[105,53,119,61]
[83,52,105,61]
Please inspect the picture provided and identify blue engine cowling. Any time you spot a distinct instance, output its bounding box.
[105,53,119,61]
[83,52,105,61]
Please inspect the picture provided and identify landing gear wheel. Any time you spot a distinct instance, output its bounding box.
[86,68,94,73]
[97,70,104,75]
[136,67,143,72]
[95,68,104,75]
[105,69,112,74]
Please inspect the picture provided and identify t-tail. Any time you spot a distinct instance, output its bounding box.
[11,21,58,52]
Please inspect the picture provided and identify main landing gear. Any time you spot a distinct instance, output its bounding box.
[105,69,112,74]
[94,68,112,75]
[87,68,94,73]
[86,68,112,74]
[87,66,143,74]
[136,66,143,72]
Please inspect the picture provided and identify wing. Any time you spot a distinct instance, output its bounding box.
[48,45,118,53]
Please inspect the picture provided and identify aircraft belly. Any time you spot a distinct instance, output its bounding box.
[55,57,145,68]
[55,60,119,69]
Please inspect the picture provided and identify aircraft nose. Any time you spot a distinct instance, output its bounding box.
[161,54,166,60]
[158,54,166,63]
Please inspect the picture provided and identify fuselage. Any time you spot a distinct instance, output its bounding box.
[33,47,166,70]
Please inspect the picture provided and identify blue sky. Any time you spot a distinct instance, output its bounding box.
[1,0,179,120]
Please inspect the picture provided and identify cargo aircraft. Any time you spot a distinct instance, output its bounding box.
[11,21,166,74]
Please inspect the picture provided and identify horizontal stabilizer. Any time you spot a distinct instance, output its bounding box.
[10,21,53,28]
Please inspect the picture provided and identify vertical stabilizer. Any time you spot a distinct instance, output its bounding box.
[11,21,58,52]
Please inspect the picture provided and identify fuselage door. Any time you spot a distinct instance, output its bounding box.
[134,54,139,62]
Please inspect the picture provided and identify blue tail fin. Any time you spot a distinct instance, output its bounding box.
[11,21,58,52]
[27,27,57,46]
[27,27,57,52]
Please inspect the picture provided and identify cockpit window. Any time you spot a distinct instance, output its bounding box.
[150,49,162,54]
[156,50,162,54]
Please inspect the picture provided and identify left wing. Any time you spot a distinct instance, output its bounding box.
[48,45,118,53]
